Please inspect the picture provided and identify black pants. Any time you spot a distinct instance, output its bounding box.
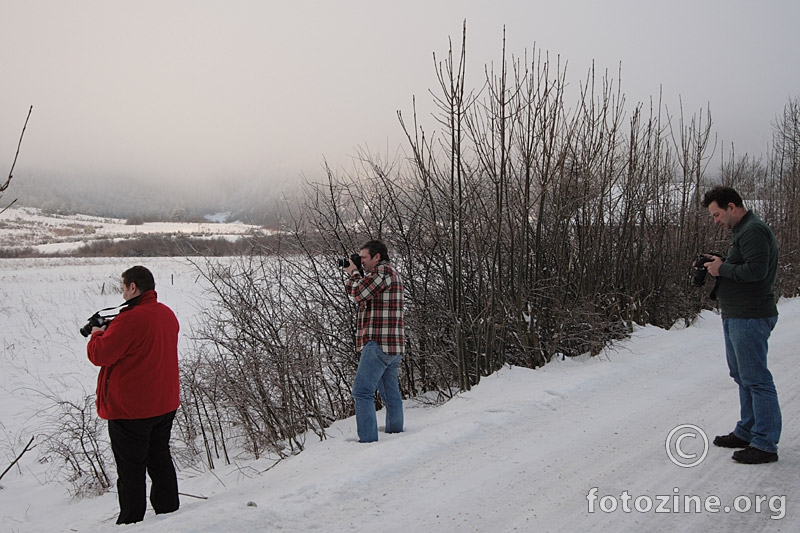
[108,410,180,525]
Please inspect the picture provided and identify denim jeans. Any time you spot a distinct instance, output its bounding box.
[723,316,781,453]
[352,341,404,443]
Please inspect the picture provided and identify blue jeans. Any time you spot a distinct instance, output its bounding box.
[723,316,781,453]
[352,341,404,443]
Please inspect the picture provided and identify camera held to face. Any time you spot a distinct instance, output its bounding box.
[80,312,113,337]
[338,253,363,275]
[692,253,723,287]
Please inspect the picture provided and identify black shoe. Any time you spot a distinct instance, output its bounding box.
[713,432,749,448]
[732,446,778,464]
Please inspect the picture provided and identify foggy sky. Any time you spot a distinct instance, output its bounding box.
[2,0,799,186]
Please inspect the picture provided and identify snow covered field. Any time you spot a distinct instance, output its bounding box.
[0,206,262,253]
[1,255,798,532]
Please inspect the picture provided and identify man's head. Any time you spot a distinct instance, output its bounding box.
[359,240,390,272]
[702,186,747,230]
[121,265,155,300]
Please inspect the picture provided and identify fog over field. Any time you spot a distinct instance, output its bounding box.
[3,1,800,219]
[6,173,299,227]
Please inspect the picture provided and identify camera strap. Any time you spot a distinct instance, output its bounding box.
[124,294,143,309]
[97,294,143,318]
[710,277,721,301]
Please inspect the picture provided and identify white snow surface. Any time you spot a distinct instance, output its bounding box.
[0,206,263,253]
[1,256,798,532]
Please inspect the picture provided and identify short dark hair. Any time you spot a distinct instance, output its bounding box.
[122,265,156,292]
[702,186,744,209]
[361,240,390,262]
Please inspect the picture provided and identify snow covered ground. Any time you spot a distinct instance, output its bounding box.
[0,206,263,253]
[1,256,797,532]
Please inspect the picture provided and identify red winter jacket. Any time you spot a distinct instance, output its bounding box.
[87,290,180,420]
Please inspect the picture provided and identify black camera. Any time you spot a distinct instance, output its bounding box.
[692,254,722,287]
[79,312,112,338]
[80,295,142,338]
[338,253,363,274]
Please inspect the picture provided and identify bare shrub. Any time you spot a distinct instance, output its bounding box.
[181,251,354,462]
[133,33,800,465]
[181,25,739,450]
[37,394,113,499]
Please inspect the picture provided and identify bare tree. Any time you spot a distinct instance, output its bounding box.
[1,105,33,214]
[765,96,800,296]
[173,31,799,468]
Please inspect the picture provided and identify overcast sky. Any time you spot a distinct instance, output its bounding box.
[2,0,799,186]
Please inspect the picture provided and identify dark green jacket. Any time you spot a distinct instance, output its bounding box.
[716,210,778,319]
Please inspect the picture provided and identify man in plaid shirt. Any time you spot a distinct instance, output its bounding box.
[344,240,405,442]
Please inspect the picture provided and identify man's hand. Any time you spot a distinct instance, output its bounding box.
[344,262,359,277]
[705,254,723,277]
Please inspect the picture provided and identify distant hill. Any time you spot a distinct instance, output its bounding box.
[8,171,301,227]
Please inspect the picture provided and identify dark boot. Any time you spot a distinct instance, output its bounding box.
[713,432,749,448]
[732,446,778,464]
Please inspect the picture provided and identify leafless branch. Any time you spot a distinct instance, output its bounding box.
[0,436,36,482]
[1,105,33,215]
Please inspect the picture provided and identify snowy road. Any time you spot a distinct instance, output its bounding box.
[104,302,800,531]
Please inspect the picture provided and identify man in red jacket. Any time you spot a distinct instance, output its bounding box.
[87,265,180,525]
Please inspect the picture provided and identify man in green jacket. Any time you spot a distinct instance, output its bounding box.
[702,186,781,464]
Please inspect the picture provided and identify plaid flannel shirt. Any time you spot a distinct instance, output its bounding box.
[345,260,405,356]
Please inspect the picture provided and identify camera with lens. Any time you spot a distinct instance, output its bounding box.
[692,253,723,287]
[338,253,363,275]
[79,312,112,338]
[79,295,142,338]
